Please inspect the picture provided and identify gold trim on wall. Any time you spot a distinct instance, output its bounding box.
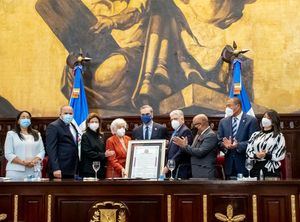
[0,214,7,221]
[215,204,246,222]
[48,194,52,222]
[14,195,18,222]
[167,195,172,222]
[203,195,207,222]
[89,201,128,222]
[291,195,296,222]
[252,195,257,222]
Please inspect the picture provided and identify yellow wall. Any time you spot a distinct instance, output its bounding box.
[0,0,299,116]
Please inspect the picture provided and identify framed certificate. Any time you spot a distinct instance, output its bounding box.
[125,140,166,179]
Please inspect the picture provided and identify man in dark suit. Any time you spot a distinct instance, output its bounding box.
[163,110,193,179]
[217,97,259,179]
[173,114,218,178]
[46,105,79,179]
[132,105,168,140]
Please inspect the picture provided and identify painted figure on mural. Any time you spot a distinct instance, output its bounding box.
[36,0,256,115]
[0,96,18,118]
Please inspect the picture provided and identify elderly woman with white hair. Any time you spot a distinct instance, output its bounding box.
[106,118,131,178]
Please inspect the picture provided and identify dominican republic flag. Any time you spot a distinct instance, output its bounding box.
[229,59,255,116]
[69,65,89,129]
[69,65,89,160]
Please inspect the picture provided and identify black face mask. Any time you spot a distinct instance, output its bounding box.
[191,127,198,136]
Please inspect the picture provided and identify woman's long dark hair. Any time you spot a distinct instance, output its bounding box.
[14,111,39,141]
[262,109,281,137]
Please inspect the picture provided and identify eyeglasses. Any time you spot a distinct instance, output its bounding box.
[141,113,151,116]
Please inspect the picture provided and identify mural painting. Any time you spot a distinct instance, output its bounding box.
[0,0,300,117]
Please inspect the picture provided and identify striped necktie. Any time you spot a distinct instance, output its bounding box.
[232,117,238,138]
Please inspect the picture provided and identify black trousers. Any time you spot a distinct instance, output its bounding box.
[250,161,281,179]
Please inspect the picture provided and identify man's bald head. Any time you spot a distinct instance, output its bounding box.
[194,114,208,123]
[60,105,73,116]
[192,114,209,133]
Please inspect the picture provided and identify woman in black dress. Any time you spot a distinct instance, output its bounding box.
[79,113,114,178]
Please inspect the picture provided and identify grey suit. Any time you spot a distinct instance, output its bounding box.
[183,128,218,178]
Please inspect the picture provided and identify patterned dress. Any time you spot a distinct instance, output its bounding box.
[246,130,286,177]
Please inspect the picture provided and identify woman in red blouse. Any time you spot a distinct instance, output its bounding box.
[106,118,131,178]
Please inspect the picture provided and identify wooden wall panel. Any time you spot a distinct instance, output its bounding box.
[0,181,299,222]
[0,194,13,222]
[173,195,202,222]
[18,195,46,222]
[260,196,290,222]
[208,195,252,222]
[54,195,164,222]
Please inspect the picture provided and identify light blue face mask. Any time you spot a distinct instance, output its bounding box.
[20,118,31,128]
[62,114,73,124]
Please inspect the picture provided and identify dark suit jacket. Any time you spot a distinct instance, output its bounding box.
[167,124,193,179]
[217,113,259,176]
[46,118,79,177]
[183,128,218,178]
[79,128,106,179]
[132,122,168,140]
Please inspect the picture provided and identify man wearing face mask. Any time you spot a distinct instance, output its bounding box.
[173,114,218,178]
[163,110,193,179]
[46,105,79,179]
[132,105,168,140]
[217,97,259,179]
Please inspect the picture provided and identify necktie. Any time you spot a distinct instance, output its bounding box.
[145,126,149,140]
[69,124,77,144]
[232,117,238,138]
[191,134,200,147]
[171,130,177,138]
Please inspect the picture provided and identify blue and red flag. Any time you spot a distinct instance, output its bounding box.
[69,65,89,129]
[229,59,255,116]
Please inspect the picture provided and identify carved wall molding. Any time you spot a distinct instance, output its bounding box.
[89,201,129,222]
[214,204,246,222]
[0,214,7,221]
[203,195,207,222]
[47,194,52,222]
[167,195,172,222]
[13,194,18,222]
[291,195,296,222]
[252,195,257,222]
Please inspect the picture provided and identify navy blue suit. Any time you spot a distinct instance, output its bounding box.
[217,113,259,177]
[167,124,193,179]
[46,118,79,177]
[132,122,168,140]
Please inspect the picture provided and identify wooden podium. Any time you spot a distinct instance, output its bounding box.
[0,180,298,222]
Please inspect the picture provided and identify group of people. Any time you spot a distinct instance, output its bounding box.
[4,98,286,180]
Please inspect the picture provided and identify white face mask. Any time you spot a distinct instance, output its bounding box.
[171,120,181,130]
[89,123,99,132]
[261,117,272,128]
[116,128,126,137]
[225,107,233,117]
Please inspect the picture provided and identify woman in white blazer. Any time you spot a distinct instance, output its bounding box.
[4,111,45,180]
